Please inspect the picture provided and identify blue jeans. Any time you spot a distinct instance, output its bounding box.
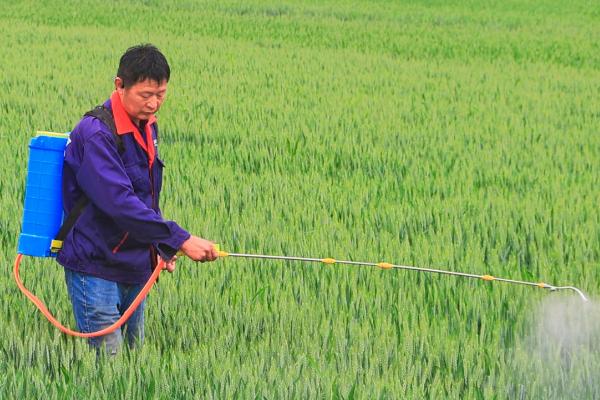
[64,268,146,355]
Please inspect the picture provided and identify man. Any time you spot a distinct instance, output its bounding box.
[57,44,217,354]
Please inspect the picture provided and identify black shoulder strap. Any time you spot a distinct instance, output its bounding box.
[51,196,89,252]
[84,105,124,154]
[51,105,123,253]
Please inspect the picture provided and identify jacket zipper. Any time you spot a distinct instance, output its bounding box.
[149,137,157,269]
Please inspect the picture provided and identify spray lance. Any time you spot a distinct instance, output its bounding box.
[214,252,589,302]
[14,133,589,339]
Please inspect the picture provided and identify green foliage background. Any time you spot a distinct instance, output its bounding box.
[1,1,599,398]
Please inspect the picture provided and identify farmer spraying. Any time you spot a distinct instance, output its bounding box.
[56,44,218,353]
[13,46,590,353]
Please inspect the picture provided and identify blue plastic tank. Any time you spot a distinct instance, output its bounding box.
[18,133,69,257]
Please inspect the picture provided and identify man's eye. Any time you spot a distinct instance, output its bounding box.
[140,94,151,99]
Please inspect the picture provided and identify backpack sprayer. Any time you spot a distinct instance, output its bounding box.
[15,133,589,339]
[14,131,167,338]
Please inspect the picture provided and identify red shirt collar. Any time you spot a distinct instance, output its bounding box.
[110,91,156,167]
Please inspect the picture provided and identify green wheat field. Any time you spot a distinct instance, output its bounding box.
[1,1,599,398]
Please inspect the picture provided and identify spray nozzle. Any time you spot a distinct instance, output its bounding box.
[545,285,589,302]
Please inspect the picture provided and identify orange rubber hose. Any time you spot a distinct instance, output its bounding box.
[13,253,164,338]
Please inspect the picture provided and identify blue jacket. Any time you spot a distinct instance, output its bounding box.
[57,93,190,284]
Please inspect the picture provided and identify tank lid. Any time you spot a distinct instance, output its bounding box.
[36,131,70,139]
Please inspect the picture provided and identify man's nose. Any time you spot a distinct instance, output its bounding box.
[147,97,158,110]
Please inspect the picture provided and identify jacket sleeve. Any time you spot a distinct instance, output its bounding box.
[76,131,190,259]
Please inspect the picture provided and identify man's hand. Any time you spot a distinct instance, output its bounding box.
[161,255,177,273]
[180,235,218,262]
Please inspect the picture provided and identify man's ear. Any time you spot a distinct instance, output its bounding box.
[114,77,125,92]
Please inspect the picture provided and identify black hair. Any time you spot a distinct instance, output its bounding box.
[117,44,170,88]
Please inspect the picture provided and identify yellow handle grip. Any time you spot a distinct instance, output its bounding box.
[215,244,228,257]
[176,243,227,257]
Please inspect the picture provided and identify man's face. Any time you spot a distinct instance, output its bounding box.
[115,78,167,123]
